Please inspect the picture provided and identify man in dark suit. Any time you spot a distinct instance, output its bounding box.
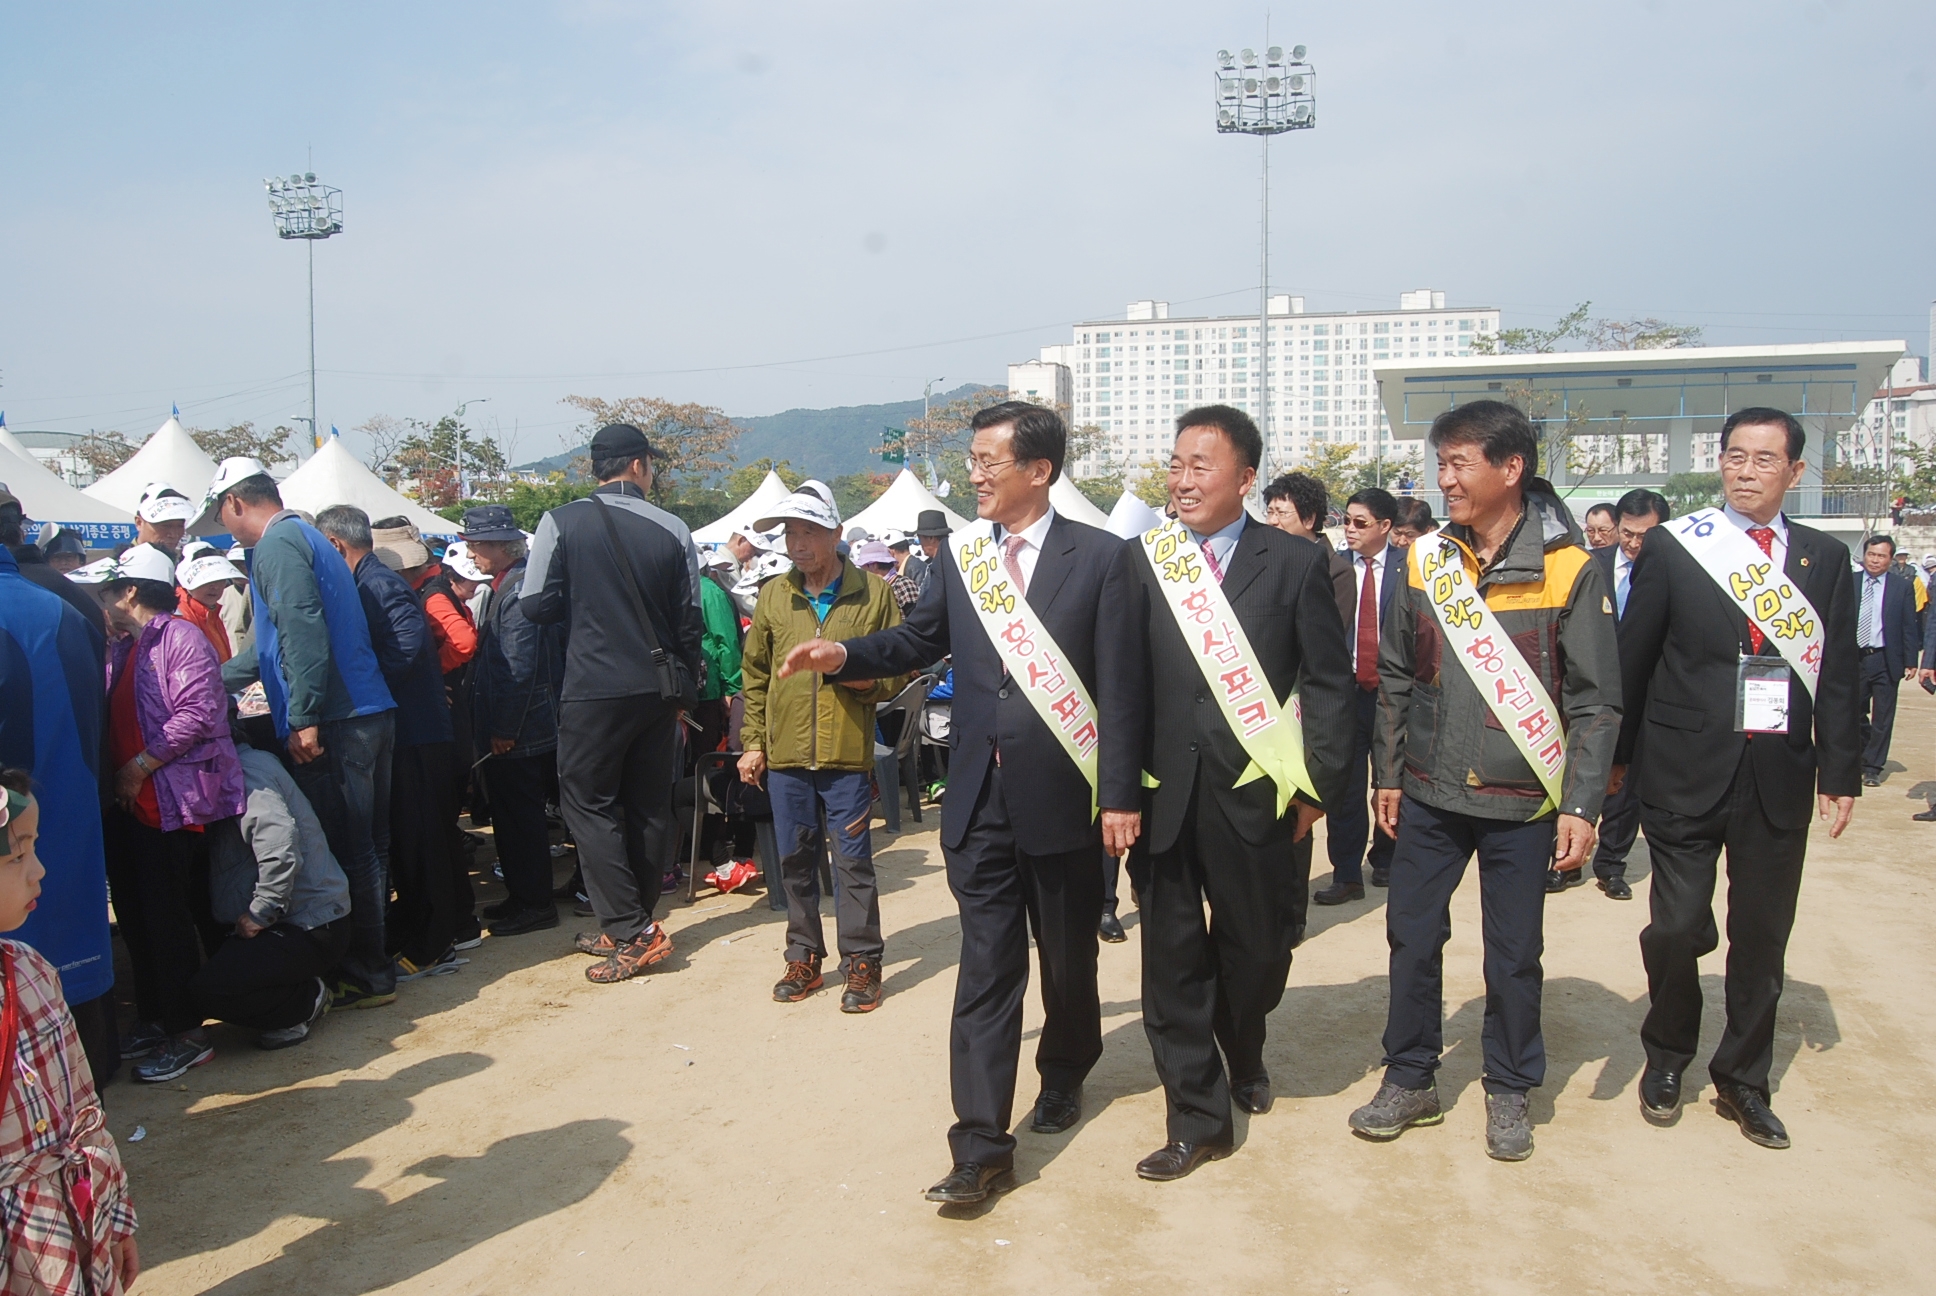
[1562,488,1670,900]
[1851,533,1918,786]
[1614,407,1859,1149]
[780,401,1147,1205]
[1130,408,1354,1181]
[1314,487,1406,905]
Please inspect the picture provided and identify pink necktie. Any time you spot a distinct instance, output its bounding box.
[1201,539,1226,584]
[1002,534,1028,595]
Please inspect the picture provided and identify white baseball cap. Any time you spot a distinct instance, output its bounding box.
[198,456,271,526]
[178,552,245,589]
[135,481,197,524]
[77,542,177,587]
[441,541,486,582]
[753,486,841,533]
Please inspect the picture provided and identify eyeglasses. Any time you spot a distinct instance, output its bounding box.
[963,456,1017,477]
[1720,450,1790,472]
[1342,515,1381,529]
[1264,504,1297,518]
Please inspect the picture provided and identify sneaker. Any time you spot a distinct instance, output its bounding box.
[394,947,468,982]
[773,956,824,1003]
[329,981,399,1011]
[489,905,561,937]
[258,979,329,1050]
[660,868,683,895]
[1485,1091,1535,1161]
[133,1033,214,1083]
[716,860,759,895]
[550,843,571,857]
[840,957,884,1013]
[1347,1081,1444,1141]
[452,934,484,952]
[584,924,673,983]
[119,1020,168,1060]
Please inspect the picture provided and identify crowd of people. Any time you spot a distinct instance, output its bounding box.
[0,390,1890,1281]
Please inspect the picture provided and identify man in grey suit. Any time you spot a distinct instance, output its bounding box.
[1559,489,1669,899]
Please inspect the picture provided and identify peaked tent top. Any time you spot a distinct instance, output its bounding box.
[1106,489,1165,540]
[275,437,461,537]
[691,469,794,545]
[1049,475,1110,529]
[83,417,220,514]
[845,468,968,539]
[0,440,142,545]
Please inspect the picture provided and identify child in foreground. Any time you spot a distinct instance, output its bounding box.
[0,768,140,1294]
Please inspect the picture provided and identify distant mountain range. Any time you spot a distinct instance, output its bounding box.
[514,383,993,480]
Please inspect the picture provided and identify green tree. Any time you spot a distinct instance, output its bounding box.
[1295,443,1363,509]
[561,395,741,490]
[720,458,804,501]
[1129,460,1170,509]
[390,411,509,509]
[1471,302,1592,355]
[72,430,135,477]
[1663,472,1723,516]
[831,471,895,520]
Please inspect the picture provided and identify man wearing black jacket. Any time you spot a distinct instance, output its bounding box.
[1131,407,1354,1180]
[1614,408,1859,1149]
[523,424,704,984]
[781,401,1147,1205]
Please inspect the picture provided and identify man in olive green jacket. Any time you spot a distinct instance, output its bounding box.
[739,487,905,1011]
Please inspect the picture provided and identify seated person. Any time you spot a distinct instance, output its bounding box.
[190,742,352,1049]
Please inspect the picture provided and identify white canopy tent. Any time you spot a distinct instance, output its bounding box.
[275,437,460,537]
[1105,489,1164,539]
[845,468,968,538]
[1050,475,1109,529]
[691,469,793,546]
[83,417,218,515]
[0,434,141,547]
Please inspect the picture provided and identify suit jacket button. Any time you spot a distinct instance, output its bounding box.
[998,687,1010,699]
[1195,692,1207,703]
[1189,741,1199,751]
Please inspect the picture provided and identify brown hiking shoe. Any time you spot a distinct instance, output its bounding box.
[840,957,883,1013]
[584,925,672,983]
[773,956,823,1003]
[573,931,618,957]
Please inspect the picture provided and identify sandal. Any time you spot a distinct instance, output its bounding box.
[585,926,673,983]
[573,931,619,957]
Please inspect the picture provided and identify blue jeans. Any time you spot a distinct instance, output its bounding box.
[293,711,397,995]
[769,768,881,966]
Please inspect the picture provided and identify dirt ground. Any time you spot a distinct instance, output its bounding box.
[113,703,1936,1295]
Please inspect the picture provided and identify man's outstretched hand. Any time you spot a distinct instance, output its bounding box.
[780,639,848,679]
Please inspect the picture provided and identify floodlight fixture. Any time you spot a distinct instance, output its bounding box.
[1241,48,1257,65]
[263,168,345,459]
[1292,44,1306,60]
[1267,45,1283,61]
[1217,49,1234,67]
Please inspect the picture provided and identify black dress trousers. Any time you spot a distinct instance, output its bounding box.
[1141,788,1301,1147]
[1638,743,1809,1096]
[944,762,1105,1170]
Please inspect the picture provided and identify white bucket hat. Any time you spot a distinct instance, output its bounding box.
[753,486,841,533]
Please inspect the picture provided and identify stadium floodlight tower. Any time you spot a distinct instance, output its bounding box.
[264,171,344,458]
[1215,44,1315,480]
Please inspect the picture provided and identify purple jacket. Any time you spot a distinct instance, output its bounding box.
[106,612,247,831]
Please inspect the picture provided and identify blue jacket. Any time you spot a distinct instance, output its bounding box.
[352,553,452,748]
[249,512,394,738]
[0,548,113,1003]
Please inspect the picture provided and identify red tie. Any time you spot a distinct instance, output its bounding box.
[1356,553,1380,690]
[1746,526,1776,652]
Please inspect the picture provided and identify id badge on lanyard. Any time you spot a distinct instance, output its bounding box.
[1735,654,1791,734]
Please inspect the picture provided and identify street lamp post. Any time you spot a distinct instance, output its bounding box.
[264,171,344,459]
[1214,45,1315,483]
[454,398,490,500]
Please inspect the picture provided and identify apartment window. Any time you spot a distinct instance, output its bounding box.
[1374,322,1389,334]
[1099,347,1111,358]
[1314,324,1329,336]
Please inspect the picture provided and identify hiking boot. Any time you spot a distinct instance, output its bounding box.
[120,1020,168,1060]
[1347,1081,1444,1141]
[258,979,329,1050]
[841,957,884,1013]
[585,924,673,983]
[773,956,824,1003]
[573,930,620,957]
[133,1032,214,1083]
[1485,1091,1534,1161]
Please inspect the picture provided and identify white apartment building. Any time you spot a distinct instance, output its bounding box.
[1841,354,1934,470]
[1006,358,1073,412]
[1036,290,1500,476]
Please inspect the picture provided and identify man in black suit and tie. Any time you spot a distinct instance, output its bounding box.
[1130,406,1354,1180]
[1314,487,1406,905]
[780,401,1147,1204]
[1562,488,1671,900]
[1852,533,1919,786]
[1614,407,1859,1149]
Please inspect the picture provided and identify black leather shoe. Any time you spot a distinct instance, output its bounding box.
[1599,875,1634,900]
[488,905,560,936]
[1863,774,1882,787]
[1714,1082,1790,1149]
[1029,1088,1081,1134]
[924,1162,1013,1203]
[1136,1141,1233,1181]
[1098,911,1127,943]
[481,898,519,920]
[1312,882,1364,905]
[1370,866,1390,888]
[1639,1066,1682,1123]
[1234,1079,1273,1115]
[1545,866,1584,893]
[1914,807,1936,822]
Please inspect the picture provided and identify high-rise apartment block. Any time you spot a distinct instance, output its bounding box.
[1016,290,1499,477]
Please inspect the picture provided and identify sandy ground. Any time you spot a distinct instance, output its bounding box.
[111,704,1936,1296]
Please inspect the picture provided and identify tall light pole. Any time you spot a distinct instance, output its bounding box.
[264,171,344,459]
[1215,44,1315,482]
[923,376,946,488]
[454,397,490,499]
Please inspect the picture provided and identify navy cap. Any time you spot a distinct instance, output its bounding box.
[588,423,668,462]
[459,504,522,542]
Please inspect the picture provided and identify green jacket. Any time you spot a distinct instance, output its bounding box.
[698,575,742,700]
[741,558,905,771]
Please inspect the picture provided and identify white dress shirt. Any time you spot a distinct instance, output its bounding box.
[1722,503,1788,572]
[1189,514,1249,581]
[1612,547,1634,618]
[993,506,1057,589]
[1858,569,1888,648]
[1349,542,1391,672]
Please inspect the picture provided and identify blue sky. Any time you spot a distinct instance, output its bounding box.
[3,0,1931,464]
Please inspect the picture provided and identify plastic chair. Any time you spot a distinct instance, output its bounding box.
[686,749,739,902]
[874,674,935,826]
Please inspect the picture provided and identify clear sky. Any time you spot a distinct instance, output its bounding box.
[3,0,1932,463]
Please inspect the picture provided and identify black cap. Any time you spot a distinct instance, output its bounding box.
[588,423,668,462]
[914,509,950,537]
[459,504,523,543]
